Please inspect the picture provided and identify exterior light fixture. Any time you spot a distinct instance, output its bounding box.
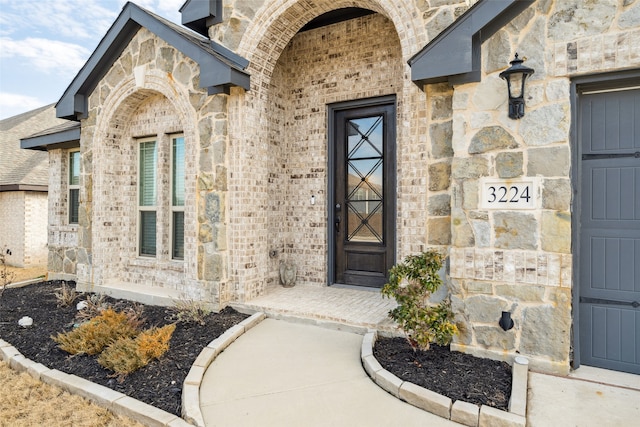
[499,53,534,119]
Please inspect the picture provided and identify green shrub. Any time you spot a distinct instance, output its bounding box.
[381,250,458,350]
[52,309,140,355]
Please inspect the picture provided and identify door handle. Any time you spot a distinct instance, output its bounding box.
[335,216,341,233]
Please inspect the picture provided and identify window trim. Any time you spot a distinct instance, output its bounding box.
[170,134,185,260]
[137,137,158,257]
[68,149,80,225]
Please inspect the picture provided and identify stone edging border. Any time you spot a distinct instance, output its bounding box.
[181,312,266,426]
[361,331,529,427]
[0,311,266,427]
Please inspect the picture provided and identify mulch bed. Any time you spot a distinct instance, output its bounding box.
[0,281,248,416]
[374,336,512,410]
[1,281,512,417]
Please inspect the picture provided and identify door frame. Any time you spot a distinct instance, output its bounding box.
[327,95,397,287]
[570,68,640,370]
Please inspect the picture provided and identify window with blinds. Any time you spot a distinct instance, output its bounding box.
[172,136,185,260]
[69,150,80,224]
[139,139,157,256]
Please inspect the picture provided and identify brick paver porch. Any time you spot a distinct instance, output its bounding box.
[233,284,399,333]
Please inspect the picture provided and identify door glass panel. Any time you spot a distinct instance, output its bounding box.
[346,115,384,243]
[347,160,383,199]
[348,116,383,157]
[347,200,382,242]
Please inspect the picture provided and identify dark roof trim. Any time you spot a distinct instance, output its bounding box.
[179,0,221,37]
[0,184,48,192]
[57,2,250,121]
[20,122,81,151]
[408,0,535,87]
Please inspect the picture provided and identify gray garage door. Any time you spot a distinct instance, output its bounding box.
[579,86,640,374]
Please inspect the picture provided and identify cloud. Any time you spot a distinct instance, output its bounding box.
[0,37,90,73]
[0,93,48,120]
[135,0,184,24]
[0,0,118,41]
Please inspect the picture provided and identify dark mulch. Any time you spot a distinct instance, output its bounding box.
[0,281,248,416]
[374,336,512,410]
[1,281,511,416]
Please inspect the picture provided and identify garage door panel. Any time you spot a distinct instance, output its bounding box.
[582,89,640,154]
[581,159,640,225]
[581,304,640,373]
[581,230,640,297]
[579,87,640,374]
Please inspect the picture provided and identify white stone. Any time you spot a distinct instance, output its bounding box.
[470,112,492,129]
[520,104,569,146]
[18,316,33,327]
[545,79,570,102]
[472,75,507,111]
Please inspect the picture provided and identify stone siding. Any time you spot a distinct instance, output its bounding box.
[43,0,639,374]
[54,27,231,305]
[47,149,79,281]
[444,0,639,373]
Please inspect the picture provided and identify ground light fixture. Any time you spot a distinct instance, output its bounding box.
[499,53,535,119]
[499,311,514,331]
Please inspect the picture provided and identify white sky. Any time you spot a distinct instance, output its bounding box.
[0,0,184,120]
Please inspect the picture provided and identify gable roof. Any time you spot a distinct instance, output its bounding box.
[408,0,535,87]
[0,104,68,191]
[57,1,250,121]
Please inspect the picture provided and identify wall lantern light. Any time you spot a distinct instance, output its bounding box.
[499,53,534,120]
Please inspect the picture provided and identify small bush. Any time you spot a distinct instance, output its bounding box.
[52,309,140,355]
[381,250,458,351]
[96,337,142,376]
[169,295,210,325]
[134,323,176,364]
[54,283,78,307]
[98,324,176,377]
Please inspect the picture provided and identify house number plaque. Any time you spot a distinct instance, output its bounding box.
[479,178,539,209]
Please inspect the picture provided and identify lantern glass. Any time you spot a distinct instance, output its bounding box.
[509,73,524,98]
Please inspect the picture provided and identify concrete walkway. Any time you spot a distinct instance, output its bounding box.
[527,368,640,427]
[199,318,458,426]
[199,317,640,427]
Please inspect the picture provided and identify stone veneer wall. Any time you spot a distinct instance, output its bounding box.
[445,0,639,374]
[49,27,233,306]
[48,149,78,281]
[43,0,638,373]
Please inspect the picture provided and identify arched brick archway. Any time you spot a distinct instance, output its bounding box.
[86,71,199,291]
[225,1,430,301]
[237,0,427,88]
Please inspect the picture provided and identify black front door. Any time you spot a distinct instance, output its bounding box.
[331,98,396,288]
